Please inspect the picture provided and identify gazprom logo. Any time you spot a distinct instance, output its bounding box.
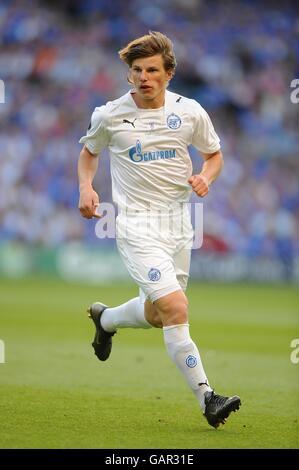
[129,140,176,163]
[129,139,143,162]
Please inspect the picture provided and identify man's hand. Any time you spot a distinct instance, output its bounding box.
[188,174,210,197]
[78,186,102,219]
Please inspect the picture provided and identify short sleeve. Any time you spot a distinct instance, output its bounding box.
[79,105,109,155]
[191,102,221,154]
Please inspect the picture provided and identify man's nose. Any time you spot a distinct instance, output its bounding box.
[140,70,148,81]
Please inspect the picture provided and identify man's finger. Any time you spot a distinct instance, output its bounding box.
[92,202,102,218]
[190,175,209,188]
[197,189,209,197]
[193,184,205,193]
[79,207,90,217]
[193,181,204,188]
[79,205,99,219]
[191,178,204,189]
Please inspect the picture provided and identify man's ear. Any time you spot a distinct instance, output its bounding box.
[167,69,174,81]
[127,69,134,84]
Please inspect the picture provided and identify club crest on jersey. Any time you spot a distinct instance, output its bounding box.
[186,355,197,368]
[167,113,181,129]
[148,268,161,282]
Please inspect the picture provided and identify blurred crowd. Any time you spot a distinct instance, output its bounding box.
[0,0,298,276]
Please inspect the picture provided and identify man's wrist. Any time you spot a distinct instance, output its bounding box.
[199,173,211,187]
[79,182,93,192]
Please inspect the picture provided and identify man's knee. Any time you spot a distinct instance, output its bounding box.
[154,290,188,326]
[144,300,163,328]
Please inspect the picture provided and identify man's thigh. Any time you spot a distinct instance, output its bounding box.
[173,244,191,292]
[117,235,181,303]
[116,212,191,302]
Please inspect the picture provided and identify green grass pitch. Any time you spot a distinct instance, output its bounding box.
[0,277,298,448]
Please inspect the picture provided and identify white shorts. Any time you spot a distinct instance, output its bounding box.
[116,207,194,303]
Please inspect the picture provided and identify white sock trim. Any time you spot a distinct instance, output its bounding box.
[163,323,189,330]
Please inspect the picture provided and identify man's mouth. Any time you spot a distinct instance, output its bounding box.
[140,85,152,90]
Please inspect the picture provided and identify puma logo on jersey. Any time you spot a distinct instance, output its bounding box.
[176,96,182,102]
[123,118,137,128]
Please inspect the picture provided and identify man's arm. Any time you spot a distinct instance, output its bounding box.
[188,149,223,198]
[78,145,101,219]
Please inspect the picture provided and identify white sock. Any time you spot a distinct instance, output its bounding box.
[163,324,212,411]
[100,297,151,333]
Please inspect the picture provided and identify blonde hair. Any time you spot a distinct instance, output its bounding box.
[118,31,177,72]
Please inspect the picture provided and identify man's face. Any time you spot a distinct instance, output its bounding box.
[130,54,173,102]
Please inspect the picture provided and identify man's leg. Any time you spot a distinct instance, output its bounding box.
[99,296,153,332]
[88,295,156,362]
[144,299,163,328]
[154,289,212,410]
[154,289,241,428]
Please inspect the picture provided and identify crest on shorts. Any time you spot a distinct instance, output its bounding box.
[186,355,197,368]
[167,113,181,129]
[148,268,161,282]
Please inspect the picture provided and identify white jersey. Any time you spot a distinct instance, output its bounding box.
[79,89,220,211]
